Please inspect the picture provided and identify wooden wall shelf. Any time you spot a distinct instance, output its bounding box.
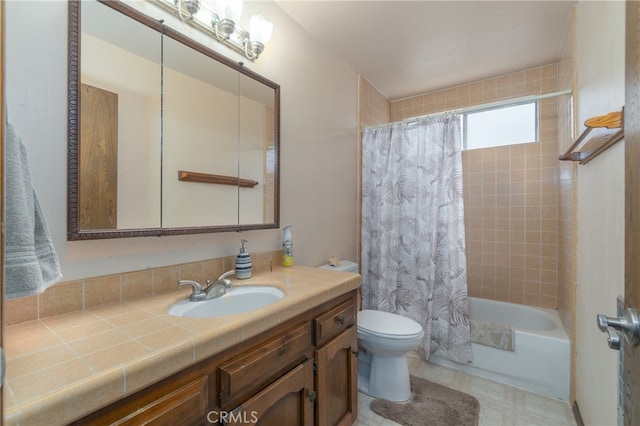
[559,110,624,165]
[178,170,259,188]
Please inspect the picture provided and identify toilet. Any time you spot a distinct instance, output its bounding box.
[319,260,424,402]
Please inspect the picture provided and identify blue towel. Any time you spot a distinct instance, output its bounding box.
[5,120,62,299]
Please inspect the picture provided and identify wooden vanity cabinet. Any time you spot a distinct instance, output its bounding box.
[71,290,358,426]
[218,322,313,410]
[70,371,212,426]
[313,300,358,426]
[225,359,315,426]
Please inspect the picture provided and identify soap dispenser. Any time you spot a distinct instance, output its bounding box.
[235,239,252,279]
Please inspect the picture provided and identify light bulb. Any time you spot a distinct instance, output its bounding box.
[216,0,243,23]
[249,15,273,45]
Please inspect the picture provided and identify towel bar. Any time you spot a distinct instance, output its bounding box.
[559,109,624,164]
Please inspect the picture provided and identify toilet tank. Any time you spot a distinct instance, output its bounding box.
[318,260,358,273]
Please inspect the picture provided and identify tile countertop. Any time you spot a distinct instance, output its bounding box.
[3,266,361,426]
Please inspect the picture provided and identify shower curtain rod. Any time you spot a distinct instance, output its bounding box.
[368,89,573,130]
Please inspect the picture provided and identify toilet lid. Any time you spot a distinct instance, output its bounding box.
[358,310,423,338]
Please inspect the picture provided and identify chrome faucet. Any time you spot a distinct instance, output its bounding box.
[204,270,235,300]
[178,280,207,302]
[178,270,236,302]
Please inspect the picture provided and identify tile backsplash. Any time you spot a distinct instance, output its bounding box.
[5,250,282,326]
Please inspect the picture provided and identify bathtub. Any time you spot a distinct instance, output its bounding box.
[429,297,570,401]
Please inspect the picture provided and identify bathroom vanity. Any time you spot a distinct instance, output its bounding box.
[73,291,357,425]
[3,266,359,425]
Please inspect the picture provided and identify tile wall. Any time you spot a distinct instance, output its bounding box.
[557,6,578,402]
[362,64,562,309]
[358,76,391,128]
[359,57,577,400]
[5,250,283,326]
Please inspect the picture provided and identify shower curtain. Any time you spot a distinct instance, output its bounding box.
[361,115,472,364]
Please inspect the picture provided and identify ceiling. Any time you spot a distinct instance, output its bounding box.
[276,1,575,101]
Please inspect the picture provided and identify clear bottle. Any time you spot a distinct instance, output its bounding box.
[282,225,293,266]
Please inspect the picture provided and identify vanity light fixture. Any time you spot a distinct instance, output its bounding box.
[176,0,200,17]
[154,0,273,60]
[246,14,273,59]
[214,0,243,40]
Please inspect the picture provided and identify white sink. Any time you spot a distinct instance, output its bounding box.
[167,286,284,318]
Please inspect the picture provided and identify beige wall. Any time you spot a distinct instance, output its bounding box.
[574,2,625,425]
[557,5,579,405]
[5,1,359,289]
[391,64,561,309]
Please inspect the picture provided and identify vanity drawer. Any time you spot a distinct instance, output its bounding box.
[73,376,209,425]
[314,299,356,346]
[218,322,312,410]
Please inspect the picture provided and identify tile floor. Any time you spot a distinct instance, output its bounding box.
[355,355,577,426]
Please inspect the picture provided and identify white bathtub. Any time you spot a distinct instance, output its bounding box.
[429,297,570,401]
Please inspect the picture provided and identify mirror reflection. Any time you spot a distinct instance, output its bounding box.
[79,1,162,231]
[238,73,278,226]
[68,0,280,239]
[161,35,240,228]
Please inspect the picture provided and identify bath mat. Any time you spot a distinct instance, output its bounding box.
[370,375,480,426]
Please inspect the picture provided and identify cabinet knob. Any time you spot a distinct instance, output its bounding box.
[307,390,317,402]
[336,315,345,325]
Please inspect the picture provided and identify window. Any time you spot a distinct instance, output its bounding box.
[462,101,538,150]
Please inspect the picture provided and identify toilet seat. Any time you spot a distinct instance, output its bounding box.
[358,310,423,340]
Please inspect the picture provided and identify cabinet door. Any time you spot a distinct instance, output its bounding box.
[225,359,314,426]
[315,327,358,426]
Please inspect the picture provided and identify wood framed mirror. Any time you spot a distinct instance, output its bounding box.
[67,0,280,240]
